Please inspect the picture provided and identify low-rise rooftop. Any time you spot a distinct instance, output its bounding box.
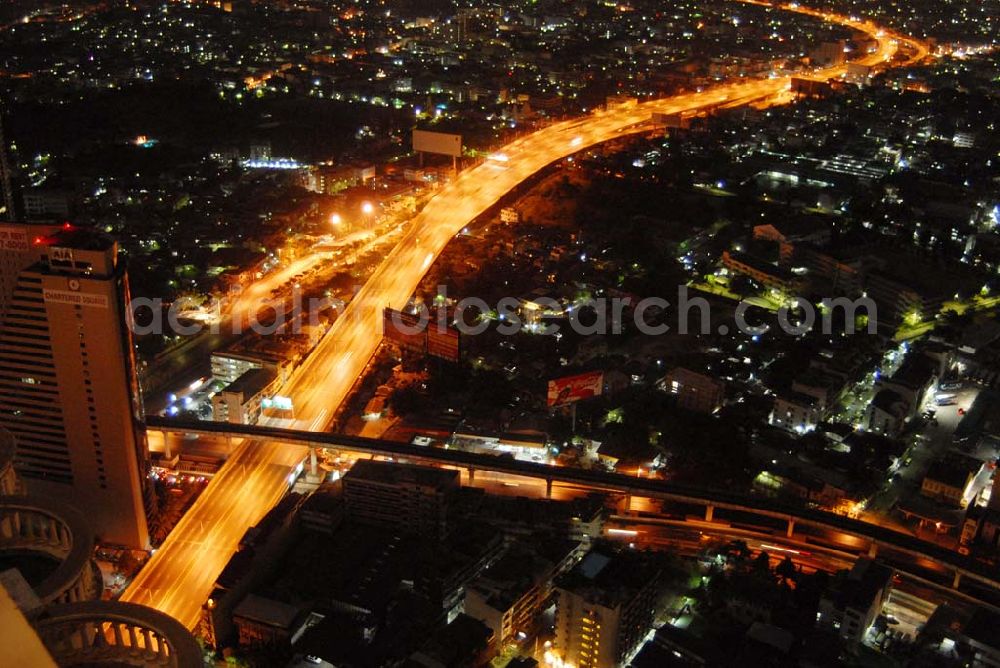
[344,459,459,491]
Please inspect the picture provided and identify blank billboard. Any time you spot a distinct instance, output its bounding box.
[413,130,462,158]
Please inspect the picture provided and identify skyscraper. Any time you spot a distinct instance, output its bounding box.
[0,223,152,548]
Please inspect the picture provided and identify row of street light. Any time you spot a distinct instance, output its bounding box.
[330,200,376,228]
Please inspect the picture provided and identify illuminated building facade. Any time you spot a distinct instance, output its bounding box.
[554,550,662,668]
[0,225,152,548]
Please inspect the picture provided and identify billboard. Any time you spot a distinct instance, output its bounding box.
[383,308,427,354]
[426,324,461,362]
[651,112,690,129]
[790,78,833,98]
[383,308,461,362]
[547,371,604,407]
[413,130,462,158]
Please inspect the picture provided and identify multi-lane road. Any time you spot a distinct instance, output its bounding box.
[122,439,306,628]
[123,2,930,630]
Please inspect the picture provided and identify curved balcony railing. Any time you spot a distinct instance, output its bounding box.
[0,496,99,604]
[35,600,204,667]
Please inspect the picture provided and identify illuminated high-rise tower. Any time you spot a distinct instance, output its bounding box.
[0,224,152,548]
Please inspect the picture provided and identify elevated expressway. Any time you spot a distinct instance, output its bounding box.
[124,3,932,630]
[148,417,1000,607]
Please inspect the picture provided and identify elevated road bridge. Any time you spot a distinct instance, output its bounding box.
[147,416,1000,606]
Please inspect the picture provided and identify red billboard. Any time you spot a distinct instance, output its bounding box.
[547,371,604,407]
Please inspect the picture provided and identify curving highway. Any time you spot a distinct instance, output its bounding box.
[123,1,930,631]
[275,1,927,432]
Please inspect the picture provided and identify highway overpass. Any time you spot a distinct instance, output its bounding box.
[147,416,1000,603]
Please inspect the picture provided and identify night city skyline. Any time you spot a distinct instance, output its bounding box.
[0,0,997,666]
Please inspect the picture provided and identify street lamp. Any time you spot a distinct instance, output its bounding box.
[330,213,342,226]
[361,201,374,216]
